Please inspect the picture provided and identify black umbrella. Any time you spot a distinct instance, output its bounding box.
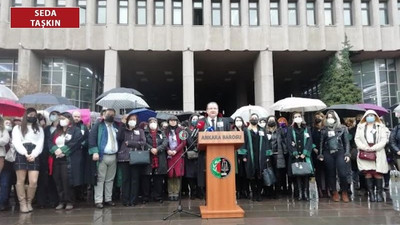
[177,111,195,122]
[19,93,72,105]
[324,104,366,117]
[156,112,173,121]
[388,103,399,111]
[96,87,144,101]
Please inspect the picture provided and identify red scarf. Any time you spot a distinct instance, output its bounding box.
[151,130,159,169]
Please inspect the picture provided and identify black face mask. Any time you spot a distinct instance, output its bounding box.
[267,121,276,127]
[27,117,37,124]
[315,118,322,123]
[250,119,258,125]
[105,116,114,123]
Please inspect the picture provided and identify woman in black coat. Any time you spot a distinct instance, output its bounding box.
[117,113,146,206]
[232,116,249,199]
[184,114,200,199]
[143,117,168,203]
[49,112,83,210]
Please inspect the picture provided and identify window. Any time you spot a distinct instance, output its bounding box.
[212,1,222,26]
[97,0,107,24]
[324,1,333,25]
[137,0,147,25]
[249,1,259,26]
[270,1,280,25]
[288,1,298,25]
[379,1,388,25]
[361,1,370,26]
[306,1,316,25]
[35,0,45,6]
[172,0,182,25]
[78,0,86,24]
[155,1,165,25]
[193,1,203,25]
[343,1,352,25]
[0,59,18,91]
[57,0,66,6]
[230,1,240,26]
[12,0,22,7]
[118,0,128,24]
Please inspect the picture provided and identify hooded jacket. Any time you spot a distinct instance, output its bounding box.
[319,110,350,157]
[354,110,389,173]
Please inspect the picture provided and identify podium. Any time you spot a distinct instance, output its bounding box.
[197,131,245,219]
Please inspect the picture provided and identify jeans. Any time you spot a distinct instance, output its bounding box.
[0,169,11,206]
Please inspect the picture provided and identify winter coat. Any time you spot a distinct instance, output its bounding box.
[243,127,271,179]
[165,127,186,178]
[267,127,287,169]
[143,128,168,175]
[49,125,83,187]
[185,126,199,178]
[117,125,146,162]
[320,126,351,157]
[355,110,389,174]
[286,125,314,176]
[88,121,119,161]
[389,124,400,158]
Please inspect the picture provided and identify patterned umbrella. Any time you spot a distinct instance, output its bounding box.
[97,93,149,109]
[96,87,144,101]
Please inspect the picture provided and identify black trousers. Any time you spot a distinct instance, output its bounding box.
[142,174,164,201]
[120,163,148,205]
[323,150,349,192]
[249,174,263,199]
[53,159,73,203]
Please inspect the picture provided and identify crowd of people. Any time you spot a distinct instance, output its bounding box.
[0,101,399,213]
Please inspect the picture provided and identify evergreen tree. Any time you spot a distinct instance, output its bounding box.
[319,36,362,106]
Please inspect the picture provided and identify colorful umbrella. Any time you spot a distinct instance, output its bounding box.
[0,98,25,117]
[128,108,156,123]
[67,108,91,125]
[357,104,389,117]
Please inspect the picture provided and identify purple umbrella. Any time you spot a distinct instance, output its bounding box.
[357,104,389,117]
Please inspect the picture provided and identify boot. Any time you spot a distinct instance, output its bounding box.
[296,178,303,201]
[26,186,37,212]
[341,191,350,203]
[375,178,384,202]
[332,191,340,202]
[302,178,309,201]
[366,178,376,202]
[15,184,29,213]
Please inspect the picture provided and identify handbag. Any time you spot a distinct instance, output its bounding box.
[291,161,312,176]
[129,147,150,165]
[186,150,199,159]
[262,167,276,186]
[358,150,376,161]
[5,147,16,162]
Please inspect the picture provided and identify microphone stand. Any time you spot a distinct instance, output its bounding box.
[163,130,201,220]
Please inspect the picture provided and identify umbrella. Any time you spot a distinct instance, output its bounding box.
[231,105,269,122]
[270,97,327,112]
[67,108,91,125]
[357,104,389,117]
[324,104,366,117]
[176,111,195,122]
[156,112,173,121]
[0,99,25,117]
[45,104,79,113]
[128,108,156,123]
[96,87,144,101]
[97,93,149,109]
[19,93,72,105]
[0,85,18,101]
[392,105,400,113]
[388,103,399,111]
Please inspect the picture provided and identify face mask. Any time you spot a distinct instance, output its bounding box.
[128,120,137,128]
[105,116,114,123]
[259,122,266,128]
[27,117,37,124]
[315,118,322,123]
[250,119,258,125]
[49,114,58,122]
[235,121,243,128]
[327,118,335,126]
[59,119,69,127]
[5,125,12,132]
[191,120,198,126]
[268,121,276,127]
[366,116,375,123]
[279,123,287,128]
[149,123,157,130]
[294,117,303,124]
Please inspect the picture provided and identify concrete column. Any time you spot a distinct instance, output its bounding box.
[316,0,324,26]
[203,0,211,25]
[165,0,172,25]
[371,0,380,26]
[260,0,269,26]
[353,0,362,26]
[254,51,274,114]
[107,0,118,24]
[103,50,121,92]
[389,0,399,26]
[147,0,154,25]
[335,0,344,26]
[129,0,135,24]
[183,0,193,49]
[87,0,96,25]
[182,50,195,111]
[66,0,75,7]
[281,0,288,26]
[17,49,41,90]
[241,0,249,26]
[0,0,10,22]
[298,0,306,25]
[46,0,55,7]
[24,1,34,7]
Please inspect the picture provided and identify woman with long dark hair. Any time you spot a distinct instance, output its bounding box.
[49,112,82,210]
[12,108,44,213]
[232,116,249,199]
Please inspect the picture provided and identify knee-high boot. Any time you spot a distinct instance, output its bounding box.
[375,178,384,202]
[26,186,37,212]
[15,184,29,213]
[296,177,303,201]
[303,177,309,201]
[366,178,376,202]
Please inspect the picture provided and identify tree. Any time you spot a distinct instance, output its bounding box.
[319,35,362,106]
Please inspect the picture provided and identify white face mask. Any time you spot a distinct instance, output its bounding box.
[294,117,303,124]
[235,121,243,128]
[149,123,157,130]
[128,120,137,128]
[49,114,58,122]
[259,122,266,128]
[59,119,69,127]
[5,125,12,132]
[327,118,335,125]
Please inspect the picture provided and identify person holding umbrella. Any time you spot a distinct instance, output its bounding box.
[12,108,45,213]
[318,110,351,202]
[355,110,389,202]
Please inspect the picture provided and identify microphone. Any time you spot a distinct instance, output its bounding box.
[206,126,215,132]
[191,120,205,138]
